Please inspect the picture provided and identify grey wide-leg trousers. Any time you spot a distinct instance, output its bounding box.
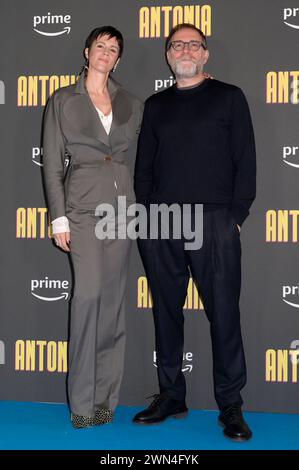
[66,209,131,416]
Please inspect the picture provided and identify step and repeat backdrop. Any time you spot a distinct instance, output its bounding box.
[0,0,299,413]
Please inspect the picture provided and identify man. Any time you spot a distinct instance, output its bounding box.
[133,23,256,442]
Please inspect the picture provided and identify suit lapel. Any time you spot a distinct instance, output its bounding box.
[74,73,110,148]
[109,78,133,136]
[73,73,133,149]
[85,91,111,147]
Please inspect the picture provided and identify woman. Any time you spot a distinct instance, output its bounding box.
[43,26,144,428]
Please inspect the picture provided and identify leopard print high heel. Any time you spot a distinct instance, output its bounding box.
[93,408,113,425]
[71,413,94,429]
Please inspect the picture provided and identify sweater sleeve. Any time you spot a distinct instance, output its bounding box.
[134,98,157,205]
[230,87,256,226]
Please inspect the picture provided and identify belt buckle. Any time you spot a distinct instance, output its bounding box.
[104,155,112,162]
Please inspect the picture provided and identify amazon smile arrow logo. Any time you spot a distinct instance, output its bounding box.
[284,21,299,29]
[283,284,299,309]
[34,26,71,37]
[283,299,299,308]
[33,12,71,37]
[283,147,299,168]
[283,8,299,29]
[31,292,69,301]
[31,277,70,302]
[153,350,194,373]
[32,159,43,167]
[283,160,299,168]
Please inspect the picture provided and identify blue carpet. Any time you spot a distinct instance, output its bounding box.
[0,401,298,450]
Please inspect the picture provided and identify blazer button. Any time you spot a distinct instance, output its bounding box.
[104,155,112,162]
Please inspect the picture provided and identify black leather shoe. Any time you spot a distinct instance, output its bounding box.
[219,404,252,441]
[133,393,188,425]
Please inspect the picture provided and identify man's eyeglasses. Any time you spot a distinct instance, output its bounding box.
[169,40,207,52]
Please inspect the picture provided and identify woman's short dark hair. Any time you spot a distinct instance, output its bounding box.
[165,23,207,51]
[84,26,124,59]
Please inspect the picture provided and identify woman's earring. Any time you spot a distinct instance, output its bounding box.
[80,58,89,76]
[80,59,89,76]
[112,60,119,73]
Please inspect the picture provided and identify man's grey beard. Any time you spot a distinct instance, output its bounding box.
[171,59,203,79]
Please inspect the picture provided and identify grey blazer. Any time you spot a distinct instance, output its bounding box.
[43,73,144,220]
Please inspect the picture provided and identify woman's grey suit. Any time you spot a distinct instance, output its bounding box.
[43,73,143,416]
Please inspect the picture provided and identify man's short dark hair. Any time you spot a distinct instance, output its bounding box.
[166,23,208,51]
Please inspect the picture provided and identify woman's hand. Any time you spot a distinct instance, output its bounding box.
[54,232,71,252]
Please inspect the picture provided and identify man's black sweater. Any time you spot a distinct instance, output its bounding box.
[134,78,256,226]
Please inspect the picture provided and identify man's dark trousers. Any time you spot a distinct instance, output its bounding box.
[138,207,246,411]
